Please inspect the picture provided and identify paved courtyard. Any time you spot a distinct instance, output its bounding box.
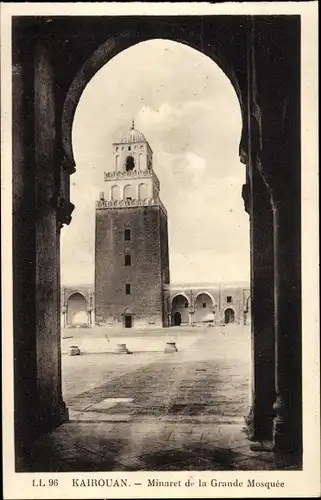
[25,325,301,471]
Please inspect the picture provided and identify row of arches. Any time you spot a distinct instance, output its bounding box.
[172,309,234,326]
[171,291,216,308]
[170,292,236,326]
[111,182,149,201]
[62,290,237,328]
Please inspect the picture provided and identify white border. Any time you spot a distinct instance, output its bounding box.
[1,2,319,499]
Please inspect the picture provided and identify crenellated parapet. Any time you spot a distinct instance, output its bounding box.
[96,196,167,215]
[104,169,160,191]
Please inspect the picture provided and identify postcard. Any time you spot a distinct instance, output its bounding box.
[1,2,319,499]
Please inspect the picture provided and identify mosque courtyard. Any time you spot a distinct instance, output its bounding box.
[24,325,300,471]
[61,324,251,421]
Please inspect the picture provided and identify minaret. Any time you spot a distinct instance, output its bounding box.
[95,122,170,328]
[99,119,163,206]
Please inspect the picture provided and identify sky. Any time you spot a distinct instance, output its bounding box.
[60,39,250,286]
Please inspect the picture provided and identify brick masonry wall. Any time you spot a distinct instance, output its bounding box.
[159,209,170,325]
[95,205,167,326]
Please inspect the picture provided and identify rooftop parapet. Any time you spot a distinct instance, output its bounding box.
[96,197,167,216]
[104,169,160,191]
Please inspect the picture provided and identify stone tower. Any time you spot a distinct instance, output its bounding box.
[95,122,170,328]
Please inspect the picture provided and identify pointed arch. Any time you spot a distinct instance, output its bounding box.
[115,155,120,171]
[138,152,143,170]
[171,293,190,326]
[224,307,236,324]
[125,155,135,171]
[111,184,121,201]
[194,292,215,324]
[171,292,191,308]
[62,33,244,168]
[194,291,216,307]
[66,292,88,326]
[138,182,148,200]
[123,184,135,200]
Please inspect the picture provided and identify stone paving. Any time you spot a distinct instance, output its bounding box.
[26,326,302,471]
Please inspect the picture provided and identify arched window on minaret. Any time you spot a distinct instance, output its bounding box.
[125,155,135,171]
[138,183,148,200]
[138,153,142,170]
[115,155,120,172]
[111,185,121,201]
[124,184,135,200]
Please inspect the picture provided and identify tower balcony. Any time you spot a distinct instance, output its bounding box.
[104,169,160,191]
[96,196,167,216]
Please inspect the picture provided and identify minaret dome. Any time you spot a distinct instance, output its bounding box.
[119,121,147,144]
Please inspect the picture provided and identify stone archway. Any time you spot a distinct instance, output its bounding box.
[11,16,303,466]
[61,31,245,169]
[111,184,121,201]
[224,308,235,324]
[171,294,190,326]
[194,292,215,324]
[66,292,88,326]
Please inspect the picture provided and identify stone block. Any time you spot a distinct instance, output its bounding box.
[68,345,80,356]
[164,342,178,353]
[115,343,131,354]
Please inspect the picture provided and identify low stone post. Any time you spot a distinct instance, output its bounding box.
[164,342,178,353]
[115,343,131,354]
[68,345,80,356]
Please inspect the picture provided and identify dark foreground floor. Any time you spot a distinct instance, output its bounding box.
[23,326,302,471]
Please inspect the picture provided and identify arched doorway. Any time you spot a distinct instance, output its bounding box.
[67,292,88,326]
[194,292,215,324]
[123,308,133,328]
[124,315,132,328]
[224,308,235,324]
[173,311,181,326]
[171,294,189,326]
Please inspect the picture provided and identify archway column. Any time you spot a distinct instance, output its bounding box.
[91,307,96,327]
[252,109,301,454]
[188,309,194,327]
[244,163,275,442]
[33,43,75,435]
[271,195,301,453]
[250,153,302,453]
[249,147,301,455]
[247,16,301,454]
